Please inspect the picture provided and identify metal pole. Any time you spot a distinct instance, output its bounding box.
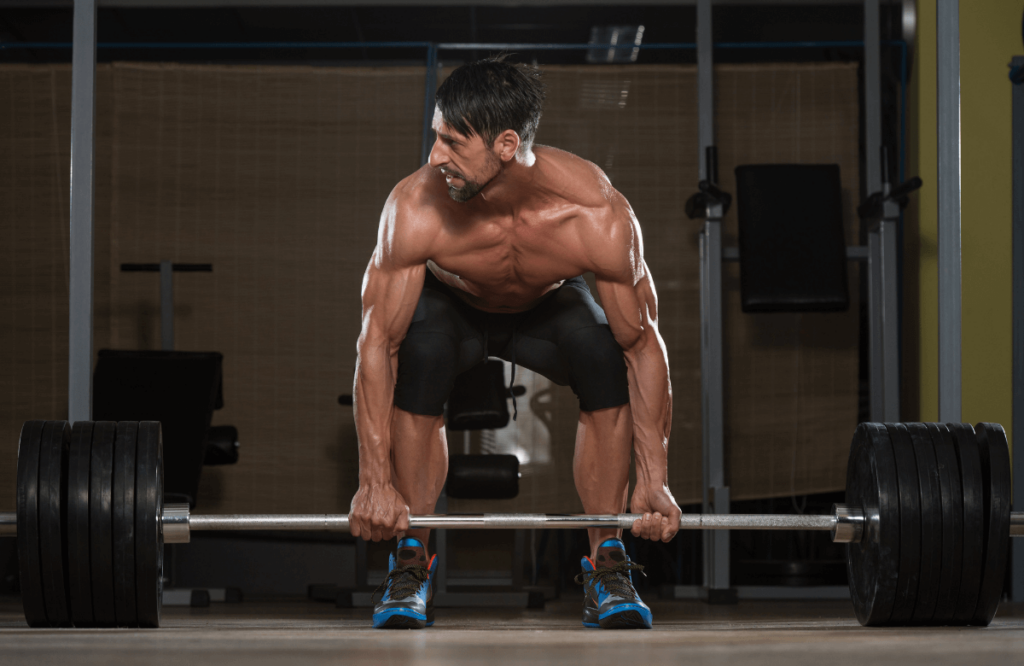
[421,43,438,166]
[863,0,882,196]
[936,0,961,422]
[1011,55,1024,603]
[160,261,174,351]
[68,0,97,423]
[697,0,730,598]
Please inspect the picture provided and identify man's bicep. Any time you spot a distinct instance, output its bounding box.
[360,255,426,346]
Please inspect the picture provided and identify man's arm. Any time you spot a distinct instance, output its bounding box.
[590,198,681,543]
[350,187,430,542]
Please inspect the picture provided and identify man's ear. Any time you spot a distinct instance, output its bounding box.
[493,129,521,162]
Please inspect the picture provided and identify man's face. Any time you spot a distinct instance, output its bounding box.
[428,107,502,203]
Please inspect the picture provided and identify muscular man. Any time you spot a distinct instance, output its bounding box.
[350,57,682,630]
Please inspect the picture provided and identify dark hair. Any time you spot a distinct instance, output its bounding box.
[434,55,546,156]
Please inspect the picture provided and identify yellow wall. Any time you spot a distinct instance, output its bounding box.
[909,1,1019,452]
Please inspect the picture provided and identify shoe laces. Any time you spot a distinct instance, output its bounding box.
[575,561,646,599]
[372,565,431,603]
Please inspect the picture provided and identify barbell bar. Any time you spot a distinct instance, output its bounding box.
[0,503,863,542]
[3,419,1019,629]
[3,504,1021,542]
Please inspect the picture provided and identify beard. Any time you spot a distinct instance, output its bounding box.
[442,155,500,203]
[446,174,487,202]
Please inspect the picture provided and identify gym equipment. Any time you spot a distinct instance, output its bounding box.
[445,454,519,500]
[3,419,1020,628]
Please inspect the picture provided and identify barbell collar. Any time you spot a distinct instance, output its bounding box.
[830,503,865,543]
[0,511,14,537]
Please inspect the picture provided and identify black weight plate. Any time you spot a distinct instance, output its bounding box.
[846,423,901,626]
[135,421,163,628]
[90,421,118,626]
[16,420,47,627]
[38,420,71,626]
[927,423,963,624]
[886,423,921,625]
[67,421,94,626]
[948,423,984,624]
[906,423,942,624]
[113,421,138,626]
[971,423,1011,626]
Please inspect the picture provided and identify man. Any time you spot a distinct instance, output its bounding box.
[350,56,682,630]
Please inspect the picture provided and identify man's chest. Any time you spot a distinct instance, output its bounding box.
[427,213,589,301]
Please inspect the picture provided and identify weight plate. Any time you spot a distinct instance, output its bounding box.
[113,421,138,626]
[927,423,963,624]
[38,420,71,626]
[67,421,94,626]
[16,420,47,627]
[886,423,921,625]
[135,421,163,628]
[90,421,118,626]
[948,423,984,624]
[906,423,941,624]
[846,423,900,626]
[971,423,1011,626]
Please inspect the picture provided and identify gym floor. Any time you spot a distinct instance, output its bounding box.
[2,598,1022,665]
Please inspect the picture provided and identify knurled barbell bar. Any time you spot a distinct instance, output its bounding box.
[2,420,1021,629]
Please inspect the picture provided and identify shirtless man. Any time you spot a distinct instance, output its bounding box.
[350,56,682,630]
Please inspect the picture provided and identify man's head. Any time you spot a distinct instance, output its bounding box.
[429,56,546,202]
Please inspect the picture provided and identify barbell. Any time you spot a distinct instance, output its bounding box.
[2,419,1021,629]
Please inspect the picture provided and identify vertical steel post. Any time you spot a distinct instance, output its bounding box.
[864,0,900,422]
[868,229,884,420]
[160,261,174,351]
[697,0,730,597]
[936,0,962,422]
[863,0,882,197]
[421,44,438,166]
[68,0,97,423]
[1011,55,1024,603]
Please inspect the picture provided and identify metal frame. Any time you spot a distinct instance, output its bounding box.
[50,10,912,600]
[693,0,902,602]
[936,0,961,422]
[68,0,96,422]
[1012,55,1024,604]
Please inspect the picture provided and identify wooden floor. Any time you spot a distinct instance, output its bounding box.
[2,598,1023,665]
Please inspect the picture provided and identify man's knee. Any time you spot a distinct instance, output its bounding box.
[394,332,460,416]
[561,324,629,412]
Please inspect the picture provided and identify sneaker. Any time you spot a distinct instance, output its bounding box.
[372,537,437,629]
[575,538,652,629]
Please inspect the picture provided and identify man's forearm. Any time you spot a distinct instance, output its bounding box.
[622,329,672,485]
[353,340,397,485]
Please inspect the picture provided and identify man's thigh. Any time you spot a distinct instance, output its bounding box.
[509,278,630,412]
[393,283,486,416]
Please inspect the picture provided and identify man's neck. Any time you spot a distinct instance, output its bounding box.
[474,150,538,211]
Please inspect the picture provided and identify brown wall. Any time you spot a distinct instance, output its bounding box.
[0,61,859,514]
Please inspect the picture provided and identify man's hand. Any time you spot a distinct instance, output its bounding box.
[629,482,682,542]
[349,482,411,542]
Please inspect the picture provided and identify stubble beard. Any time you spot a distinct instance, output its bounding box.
[444,155,501,203]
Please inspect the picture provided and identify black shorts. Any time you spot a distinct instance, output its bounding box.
[394,269,630,416]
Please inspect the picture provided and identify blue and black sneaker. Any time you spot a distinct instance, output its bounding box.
[576,538,652,629]
[372,537,437,629]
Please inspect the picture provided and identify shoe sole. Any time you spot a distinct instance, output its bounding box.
[599,609,652,629]
[373,608,432,629]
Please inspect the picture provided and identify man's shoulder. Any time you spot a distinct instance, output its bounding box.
[378,167,446,265]
[535,146,619,210]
